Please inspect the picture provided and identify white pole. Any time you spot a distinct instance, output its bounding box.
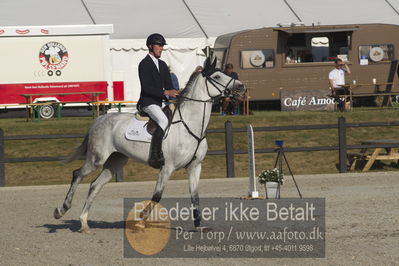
[247,125,259,198]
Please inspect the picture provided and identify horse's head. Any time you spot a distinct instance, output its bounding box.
[202,58,246,101]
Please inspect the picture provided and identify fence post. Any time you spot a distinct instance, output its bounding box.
[0,129,5,186]
[338,116,347,173]
[224,120,235,177]
[115,168,124,182]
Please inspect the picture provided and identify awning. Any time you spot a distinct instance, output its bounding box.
[274,26,360,34]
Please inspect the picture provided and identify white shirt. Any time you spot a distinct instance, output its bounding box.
[328,68,346,88]
[149,53,159,71]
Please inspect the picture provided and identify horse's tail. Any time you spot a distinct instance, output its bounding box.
[62,134,89,164]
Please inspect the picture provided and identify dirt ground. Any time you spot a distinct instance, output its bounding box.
[0,171,398,265]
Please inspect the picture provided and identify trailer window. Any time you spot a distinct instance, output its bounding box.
[358,44,394,64]
[284,32,350,64]
[240,49,275,69]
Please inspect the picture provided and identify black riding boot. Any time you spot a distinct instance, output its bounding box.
[148,127,165,169]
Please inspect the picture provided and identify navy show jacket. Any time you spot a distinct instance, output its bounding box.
[138,54,173,108]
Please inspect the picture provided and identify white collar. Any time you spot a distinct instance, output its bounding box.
[149,53,158,61]
[148,53,159,71]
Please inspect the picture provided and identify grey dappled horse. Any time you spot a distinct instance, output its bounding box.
[54,58,245,233]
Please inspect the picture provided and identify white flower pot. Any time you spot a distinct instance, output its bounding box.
[265,182,280,199]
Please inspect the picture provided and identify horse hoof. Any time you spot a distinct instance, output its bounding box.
[53,207,63,219]
[79,227,91,234]
[134,220,146,229]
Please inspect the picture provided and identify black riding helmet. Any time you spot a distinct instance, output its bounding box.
[146,33,167,47]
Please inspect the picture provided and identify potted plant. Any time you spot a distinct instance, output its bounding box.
[258,168,283,199]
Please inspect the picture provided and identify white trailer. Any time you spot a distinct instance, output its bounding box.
[0,24,214,118]
[0,24,120,117]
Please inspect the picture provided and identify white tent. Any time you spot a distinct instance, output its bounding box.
[288,0,399,26]
[1,0,399,39]
[1,0,399,104]
[110,37,215,101]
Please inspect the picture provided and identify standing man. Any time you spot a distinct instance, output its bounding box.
[329,58,351,89]
[329,58,351,111]
[169,66,180,90]
[138,33,179,169]
[221,63,241,115]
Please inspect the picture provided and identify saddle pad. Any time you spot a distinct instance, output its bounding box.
[125,117,152,142]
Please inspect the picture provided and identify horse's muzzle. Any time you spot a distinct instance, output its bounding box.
[234,83,246,97]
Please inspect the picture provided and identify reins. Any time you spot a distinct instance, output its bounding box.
[179,73,235,102]
[168,73,235,168]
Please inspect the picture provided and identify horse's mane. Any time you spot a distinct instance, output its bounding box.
[176,71,201,104]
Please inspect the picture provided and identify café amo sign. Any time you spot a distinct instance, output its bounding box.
[280,88,335,111]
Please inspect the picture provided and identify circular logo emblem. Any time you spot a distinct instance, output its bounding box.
[39,42,69,70]
[250,51,265,67]
[125,200,171,256]
[369,47,384,62]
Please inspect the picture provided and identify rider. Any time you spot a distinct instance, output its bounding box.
[137,33,179,169]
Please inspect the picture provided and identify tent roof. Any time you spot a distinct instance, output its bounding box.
[289,0,399,25]
[1,0,399,39]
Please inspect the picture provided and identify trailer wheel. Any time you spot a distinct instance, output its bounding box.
[39,105,55,119]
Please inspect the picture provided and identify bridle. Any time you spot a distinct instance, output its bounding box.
[179,72,237,103]
[168,72,241,168]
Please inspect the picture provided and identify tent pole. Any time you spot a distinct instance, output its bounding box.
[385,0,399,16]
[283,0,302,22]
[182,0,208,39]
[81,0,96,24]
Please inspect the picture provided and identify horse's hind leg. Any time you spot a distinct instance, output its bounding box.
[54,160,97,219]
[79,153,128,233]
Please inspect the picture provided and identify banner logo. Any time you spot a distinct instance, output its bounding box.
[39,42,69,73]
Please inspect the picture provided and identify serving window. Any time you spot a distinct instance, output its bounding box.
[240,49,275,69]
[283,31,351,64]
[358,44,394,65]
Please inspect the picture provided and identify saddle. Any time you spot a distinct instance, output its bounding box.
[136,104,175,135]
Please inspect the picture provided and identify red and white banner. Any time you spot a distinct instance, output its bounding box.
[0,81,110,104]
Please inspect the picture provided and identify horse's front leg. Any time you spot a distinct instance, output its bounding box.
[140,165,174,221]
[187,163,202,228]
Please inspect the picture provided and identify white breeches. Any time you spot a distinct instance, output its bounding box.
[142,104,168,131]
